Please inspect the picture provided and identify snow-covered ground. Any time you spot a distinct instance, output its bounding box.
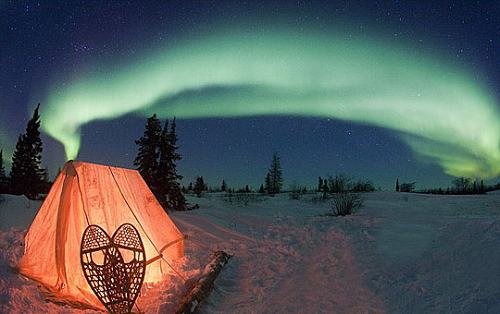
[1,191,499,313]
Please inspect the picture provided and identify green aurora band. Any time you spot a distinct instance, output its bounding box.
[42,30,500,178]
[0,130,13,167]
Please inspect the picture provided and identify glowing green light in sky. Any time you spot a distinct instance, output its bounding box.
[0,129,13,167]
[42,30,500,178]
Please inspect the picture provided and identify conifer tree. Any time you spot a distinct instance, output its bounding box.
[259,184,265,193]
[264,173,271,193]
[10,104,47,198]
[165,118,186,210]
[318,176,323,192]
[221,179,227,192]
[194,176,205,197]
[266,152,283,195]
[395,178,400,192]
[136,115,187,211]
[135,114,162,193]
[156,120,170,207]
[157,118,186,210]
[322,178,328,199]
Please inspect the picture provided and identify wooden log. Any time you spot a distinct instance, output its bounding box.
[176,251,232,314]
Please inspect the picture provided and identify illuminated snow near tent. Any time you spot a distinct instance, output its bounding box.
[17,161,184,310]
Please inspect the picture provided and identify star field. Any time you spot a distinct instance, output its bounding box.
[0,1,499,190]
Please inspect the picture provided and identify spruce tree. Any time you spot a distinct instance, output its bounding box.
[135,114,162,193]
[167,118,186,210]
[156,120,170,206]
[266,152,283,195]
[221,179,227,192]
[157,118,186,211]
[395,178,400,192]
[10,104,47,198]
[194,176,205,197]
[259,184,265,193]
[136,115,186,211]
[264,173,271,193]
[322,178,328,199]
[10,134,26,194]
[0,150,7,193]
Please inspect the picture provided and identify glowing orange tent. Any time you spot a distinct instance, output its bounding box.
[17,160,185,310]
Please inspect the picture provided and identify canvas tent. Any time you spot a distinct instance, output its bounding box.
[17,160,185,310]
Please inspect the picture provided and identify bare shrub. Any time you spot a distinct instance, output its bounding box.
[351,180,375,192]
[327,174,351,193]
[400,182,415,192]
[331,192,362,216]
[288,183,307,200]
[223,193,266,206]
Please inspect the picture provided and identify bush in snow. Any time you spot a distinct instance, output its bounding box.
[288,183,307,200]
[400,182,416,192]
[331,192,362,216]
[223,192,266,206]
[194,176,207,197]
[351,180,375,192]
[327,174,351,193]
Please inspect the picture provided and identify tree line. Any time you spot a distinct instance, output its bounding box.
[0,105,381,206]
[315,174,375,200]
[3,107,498,206]
[407,177,500,195]
[178,152,284,198]
[185,156,379,199]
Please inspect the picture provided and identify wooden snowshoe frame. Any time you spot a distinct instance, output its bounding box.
[80,223,146,314]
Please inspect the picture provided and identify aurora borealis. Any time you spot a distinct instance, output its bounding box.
[1,1,499,188]
[42,28,500,179]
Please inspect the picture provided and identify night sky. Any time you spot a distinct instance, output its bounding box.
[1,1,499,190]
